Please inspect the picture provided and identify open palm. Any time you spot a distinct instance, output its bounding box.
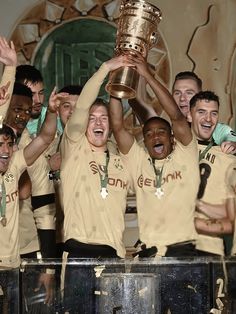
[0,36,17,66]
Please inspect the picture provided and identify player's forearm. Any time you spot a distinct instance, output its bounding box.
[109,96,134,154]
[129,98,155,124]
[0,66,15,116]
[143,72,182,121]
[24,110,57,166]
[0,65,15,87]
[39,110,57,145]
[109,96,124,132]
[67,62,109,137]
[195,217,233,236]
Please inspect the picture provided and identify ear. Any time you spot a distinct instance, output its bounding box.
[187,112,192,123]
[170,134,176,150]
[170,133,175,145]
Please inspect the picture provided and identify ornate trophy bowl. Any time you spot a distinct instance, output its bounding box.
[106,0,162,99]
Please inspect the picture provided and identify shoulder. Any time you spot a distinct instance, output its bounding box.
[9,149,27,173]
[175,135,198,153]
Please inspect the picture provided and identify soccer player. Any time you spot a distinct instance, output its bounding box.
[109,53,202,313]
[60,55,133,313]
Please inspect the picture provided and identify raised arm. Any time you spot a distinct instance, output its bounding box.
[66,55,134,141]
[129,54,192,145]
[23,87,58,166]
[0,81,10,107]
[128,76,157,124]
[109,96,134,154]
[0,36,17,117]
[0,36,17,67]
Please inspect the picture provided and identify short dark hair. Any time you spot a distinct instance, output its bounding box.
[0,124,16,143]
[59,85,83,95]
[15,65,43,85]
[173,71,202,91]
[143,116,172,137]
[190,90,220,109]
[13,82,33,99]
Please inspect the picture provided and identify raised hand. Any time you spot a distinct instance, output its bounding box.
[105,54,135,72]
[126,53,151,78]
[48,87,69,113]
[220,141,236,155]
[0,36,17,66]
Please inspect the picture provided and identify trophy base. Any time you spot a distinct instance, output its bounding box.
[106,66,139,99]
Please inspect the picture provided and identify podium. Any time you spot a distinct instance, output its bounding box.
[0,257,235,313]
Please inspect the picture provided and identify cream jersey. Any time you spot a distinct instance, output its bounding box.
[18,130,59,254]
[60,62,130,258]
[61,136,130,258]
[0,149,27,268]
[196,142,236,255]
[0,65,15,118]
[121,138,200,256]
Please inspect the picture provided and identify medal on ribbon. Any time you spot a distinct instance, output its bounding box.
[0,179,7,227]
[99,151,109,200]
[155,187,164,199]
[100,187,108,199]
[151,159,164,199]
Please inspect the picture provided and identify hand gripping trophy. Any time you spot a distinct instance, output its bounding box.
[106,0,162,99]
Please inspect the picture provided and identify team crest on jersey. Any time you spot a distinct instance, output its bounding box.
[4,172,15,183]
[114,158,123,170]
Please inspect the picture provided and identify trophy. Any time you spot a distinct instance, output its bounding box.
[105,0,162,99]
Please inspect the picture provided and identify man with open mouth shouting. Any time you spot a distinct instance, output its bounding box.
[109,53,205,314]
[60,55,134,314]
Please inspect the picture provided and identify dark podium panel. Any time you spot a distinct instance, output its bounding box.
[0,268,19,314]
[1,258,235,313]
